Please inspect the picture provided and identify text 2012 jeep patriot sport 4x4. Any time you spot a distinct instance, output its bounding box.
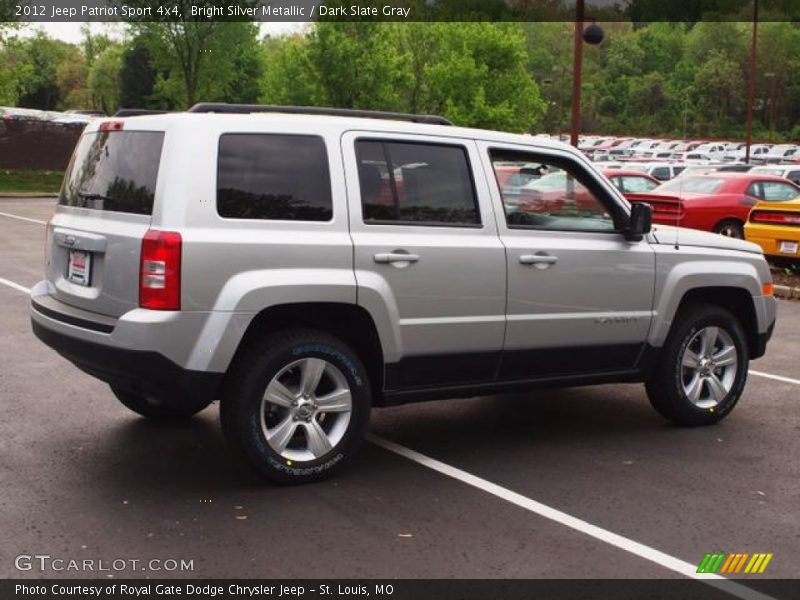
[31,104,777,483]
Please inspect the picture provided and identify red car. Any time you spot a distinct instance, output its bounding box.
[602,169,660,198]
[626,172,800,239]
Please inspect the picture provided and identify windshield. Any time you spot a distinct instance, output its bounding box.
[659,177,725,194]
[59,130,165,215]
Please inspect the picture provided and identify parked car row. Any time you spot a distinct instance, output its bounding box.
[576,135,799,166]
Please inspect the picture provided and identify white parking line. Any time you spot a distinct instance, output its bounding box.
[0,211,47,225]
[750,370,800,386]
[0,277,31,294]
[368,434,776,600]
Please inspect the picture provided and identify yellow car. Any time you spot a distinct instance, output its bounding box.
[745,198,800,262]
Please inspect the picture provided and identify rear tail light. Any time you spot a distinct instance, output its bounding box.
[139,230,181,310]
[749,211,800,226]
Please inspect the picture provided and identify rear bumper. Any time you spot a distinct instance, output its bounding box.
[31,319,223,404]
[30,281,226,405]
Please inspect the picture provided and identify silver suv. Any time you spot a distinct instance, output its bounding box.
[31,104,777,483]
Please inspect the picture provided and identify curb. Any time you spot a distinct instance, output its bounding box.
[773,285,800,300]
[0,193,58,198]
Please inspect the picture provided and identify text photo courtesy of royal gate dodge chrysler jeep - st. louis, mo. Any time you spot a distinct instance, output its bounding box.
[1,2,799,600]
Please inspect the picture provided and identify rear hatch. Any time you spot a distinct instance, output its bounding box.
[47,125,164,318]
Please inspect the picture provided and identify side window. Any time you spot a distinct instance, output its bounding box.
[651,167,670,180]
[355,140,480,226]
[761,181,799,202]
[217,134,332,221]
[787,171,800,186]
[490,150,617,232]
[746,182,764,200]
[620,175,658,193]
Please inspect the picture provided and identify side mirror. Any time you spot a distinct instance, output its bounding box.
[625,202,652,241]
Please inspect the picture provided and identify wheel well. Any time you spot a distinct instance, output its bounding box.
[713,217,744,232]
[677,287,759,356]
[228,302,384,402]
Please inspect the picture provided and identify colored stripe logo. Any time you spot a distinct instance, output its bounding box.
[697,552,773,574]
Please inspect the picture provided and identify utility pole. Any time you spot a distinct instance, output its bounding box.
[569,0,585,148]
[745,0,759,163]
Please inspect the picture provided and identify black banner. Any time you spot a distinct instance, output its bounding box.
[7,0,800,23]
[4,580,800,600]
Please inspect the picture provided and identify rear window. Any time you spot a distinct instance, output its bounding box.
[659,177,724,194]
[217,134,332,221]
[60,131,164,215]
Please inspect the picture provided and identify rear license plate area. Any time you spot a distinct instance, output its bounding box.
[67,250,92,286]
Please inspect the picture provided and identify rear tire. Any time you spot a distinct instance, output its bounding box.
[645,304,749,426]
[714,219,744,239]
[111,386,211,420]
[220,329,371,484]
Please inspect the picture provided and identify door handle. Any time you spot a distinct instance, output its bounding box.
[374,252,420,264]
[519,253,558,266]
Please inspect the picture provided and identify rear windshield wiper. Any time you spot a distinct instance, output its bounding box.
[77,191,119,204]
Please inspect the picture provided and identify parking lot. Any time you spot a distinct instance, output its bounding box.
[1,197,799,587]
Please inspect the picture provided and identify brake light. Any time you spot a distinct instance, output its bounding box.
[99,121,124,132]
[139,230,181,310]
[749,211,800,225]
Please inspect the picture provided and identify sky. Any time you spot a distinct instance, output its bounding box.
[20,21,306,44]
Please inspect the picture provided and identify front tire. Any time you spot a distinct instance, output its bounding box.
[220,329,371,484]
[646,304,749,426]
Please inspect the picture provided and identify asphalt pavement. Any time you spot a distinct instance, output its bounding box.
[1,198,798,587]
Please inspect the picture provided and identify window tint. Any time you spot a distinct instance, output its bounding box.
[217,134,332,221]
[619,175,658,193]
[60,131,164,215]
[761,181,799,202]
[490,151,616,232]
[356,140,479,226]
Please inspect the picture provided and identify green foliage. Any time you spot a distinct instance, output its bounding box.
[132,19,264,108]
[262,22,545,132]
[88,46,124,115]
[118,37,159,109]
[0,20,799,141]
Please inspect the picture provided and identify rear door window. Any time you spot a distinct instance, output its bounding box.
[355,140,480,226]
[60,131,164,215]
[217,134,332,221]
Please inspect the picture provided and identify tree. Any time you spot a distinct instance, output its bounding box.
[89,45,124,114]
[133,19,264,108]
[13,32,76,110]
[306,22,411,111]
[118,37,158,109]
[410,23,546,131]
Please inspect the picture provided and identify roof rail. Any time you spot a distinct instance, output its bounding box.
[113,109,170,117]
[187,103,453,126]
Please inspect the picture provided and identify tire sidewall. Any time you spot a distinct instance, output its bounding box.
[670,311,749,421]
[235,335,370,482]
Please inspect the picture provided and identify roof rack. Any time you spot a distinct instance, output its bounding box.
[113,109,170,117]
[187,103,453,126]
